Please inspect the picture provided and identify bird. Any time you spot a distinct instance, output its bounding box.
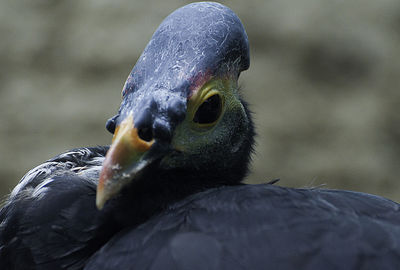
[1,2,400,270]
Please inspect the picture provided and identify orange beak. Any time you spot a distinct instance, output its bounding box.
[96,114,155,209]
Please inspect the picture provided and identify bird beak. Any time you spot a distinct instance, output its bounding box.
[96,114,168,210]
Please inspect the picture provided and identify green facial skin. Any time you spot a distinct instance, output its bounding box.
[162,78,250,172]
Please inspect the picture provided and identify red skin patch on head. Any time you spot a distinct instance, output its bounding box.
[188,70,213,99]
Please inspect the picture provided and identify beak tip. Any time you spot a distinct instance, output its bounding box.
[96,189,106,210]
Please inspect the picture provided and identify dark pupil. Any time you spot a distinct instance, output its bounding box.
[193,94,222,124]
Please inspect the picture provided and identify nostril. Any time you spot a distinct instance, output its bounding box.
[138,127,153,142]
[105,115,118,134]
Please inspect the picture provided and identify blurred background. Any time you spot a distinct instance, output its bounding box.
[0,0,399,200]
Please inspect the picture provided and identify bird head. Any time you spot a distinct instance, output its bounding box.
[97,2,253,209]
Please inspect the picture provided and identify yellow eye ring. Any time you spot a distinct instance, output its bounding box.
[193,91,223,126]
[187,87,224,130]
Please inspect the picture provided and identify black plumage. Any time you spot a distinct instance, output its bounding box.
[0,147,116,269]
[1,2,400,270]
[86,185,400,270]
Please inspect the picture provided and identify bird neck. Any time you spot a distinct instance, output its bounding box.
[108,168,238,228]
[108,99,255,228]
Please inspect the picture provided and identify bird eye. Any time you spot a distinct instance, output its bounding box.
[193,94,222,125]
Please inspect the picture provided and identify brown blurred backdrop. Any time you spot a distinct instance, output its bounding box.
[0,0,399,201]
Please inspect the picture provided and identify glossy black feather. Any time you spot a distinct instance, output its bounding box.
[0,147,119,270]
[85,184,400,270]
